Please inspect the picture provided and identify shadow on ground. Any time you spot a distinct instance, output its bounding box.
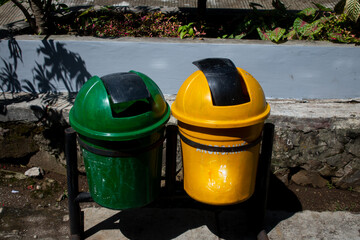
[83,173,302,239]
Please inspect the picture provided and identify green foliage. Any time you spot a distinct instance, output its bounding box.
[257,27,286,42]
[178,23,194,39]
[178,22,206,39]
[286,5,360,43]
[222,0,294,42]
[53,1,359,43]
[327,181,335,189]
[0,0,8,6]
[345,0,360,22]
[336,0,360,22]
[58,9,182,38]
[220,1,360,43]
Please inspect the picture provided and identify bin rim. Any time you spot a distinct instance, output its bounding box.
[70,103,171,141]
[172,102,270,128]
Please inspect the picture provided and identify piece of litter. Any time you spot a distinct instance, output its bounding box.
[25,167,44,178]
[11,190,19,194]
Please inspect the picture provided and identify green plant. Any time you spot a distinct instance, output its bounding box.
[221,1,360,43]
[336,0,360,22]
[0,0,8,6]
[284,4,360,43]
[333,201,354,211]
[59,9,182,38]
[223,0,294,42]
[321,13,360,42]
[327,181,335,189]
[257,27,286,42]
[220,33,246,39]
[178,22,205,39]
[286,7,326,40]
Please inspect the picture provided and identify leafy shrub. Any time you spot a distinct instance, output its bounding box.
[220,0,295,41]
[221,1,360,44]
[178,22,206,39]
[58,8,182,38]
[285,7,360,43]
[335,0,360,22]
[55,2,359,43]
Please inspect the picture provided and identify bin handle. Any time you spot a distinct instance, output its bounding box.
[193,58,249,106]
[179,131,262,153]
[101,72,150,104]
[77,136,165,157]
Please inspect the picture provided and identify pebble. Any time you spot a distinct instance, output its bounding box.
[62,215,69,222]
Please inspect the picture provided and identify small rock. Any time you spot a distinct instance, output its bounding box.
[274,168,290,186]
[25,167,44,178]
[335,168,345,177]
[46,178,55,183]
[291,170,328,188]
[3,171,27,180]
[37,193,44,199]
[63,215,69,222]
[319,164,336,177]
[14,172,27,180]
[0,127,10,136]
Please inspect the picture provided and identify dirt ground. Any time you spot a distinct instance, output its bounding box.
[0,163,359,239]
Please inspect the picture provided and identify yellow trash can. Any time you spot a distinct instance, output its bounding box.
[171,58,270,205]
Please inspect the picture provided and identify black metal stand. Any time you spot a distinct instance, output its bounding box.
[65,123,274,240]
[253,123,275,240]
[65,128,82,240]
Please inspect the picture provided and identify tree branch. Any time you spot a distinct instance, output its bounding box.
[10,0,35,29]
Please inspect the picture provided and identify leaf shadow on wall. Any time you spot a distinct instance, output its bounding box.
[1,37,91,113]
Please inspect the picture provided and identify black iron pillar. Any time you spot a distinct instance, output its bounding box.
[252,123,275,240]
[197,0,207,17]
[165,124,178,195]
[65,128,82,240]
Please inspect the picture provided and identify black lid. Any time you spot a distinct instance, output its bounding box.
[193,58,248,106]
[101,72,150,104]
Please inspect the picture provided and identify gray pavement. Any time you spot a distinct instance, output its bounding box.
[81,207,360,239]
[0,0,339,27]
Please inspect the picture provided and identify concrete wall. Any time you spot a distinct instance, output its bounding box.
[1,36,359,99]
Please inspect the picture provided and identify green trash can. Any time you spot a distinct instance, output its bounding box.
[69,71,170,209]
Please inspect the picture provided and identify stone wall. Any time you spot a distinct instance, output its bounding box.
[270,116,360,191]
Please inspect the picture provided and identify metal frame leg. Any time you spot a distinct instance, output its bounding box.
[65,128,82,240]
[165,124,178,195]
[253,123,275,240]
